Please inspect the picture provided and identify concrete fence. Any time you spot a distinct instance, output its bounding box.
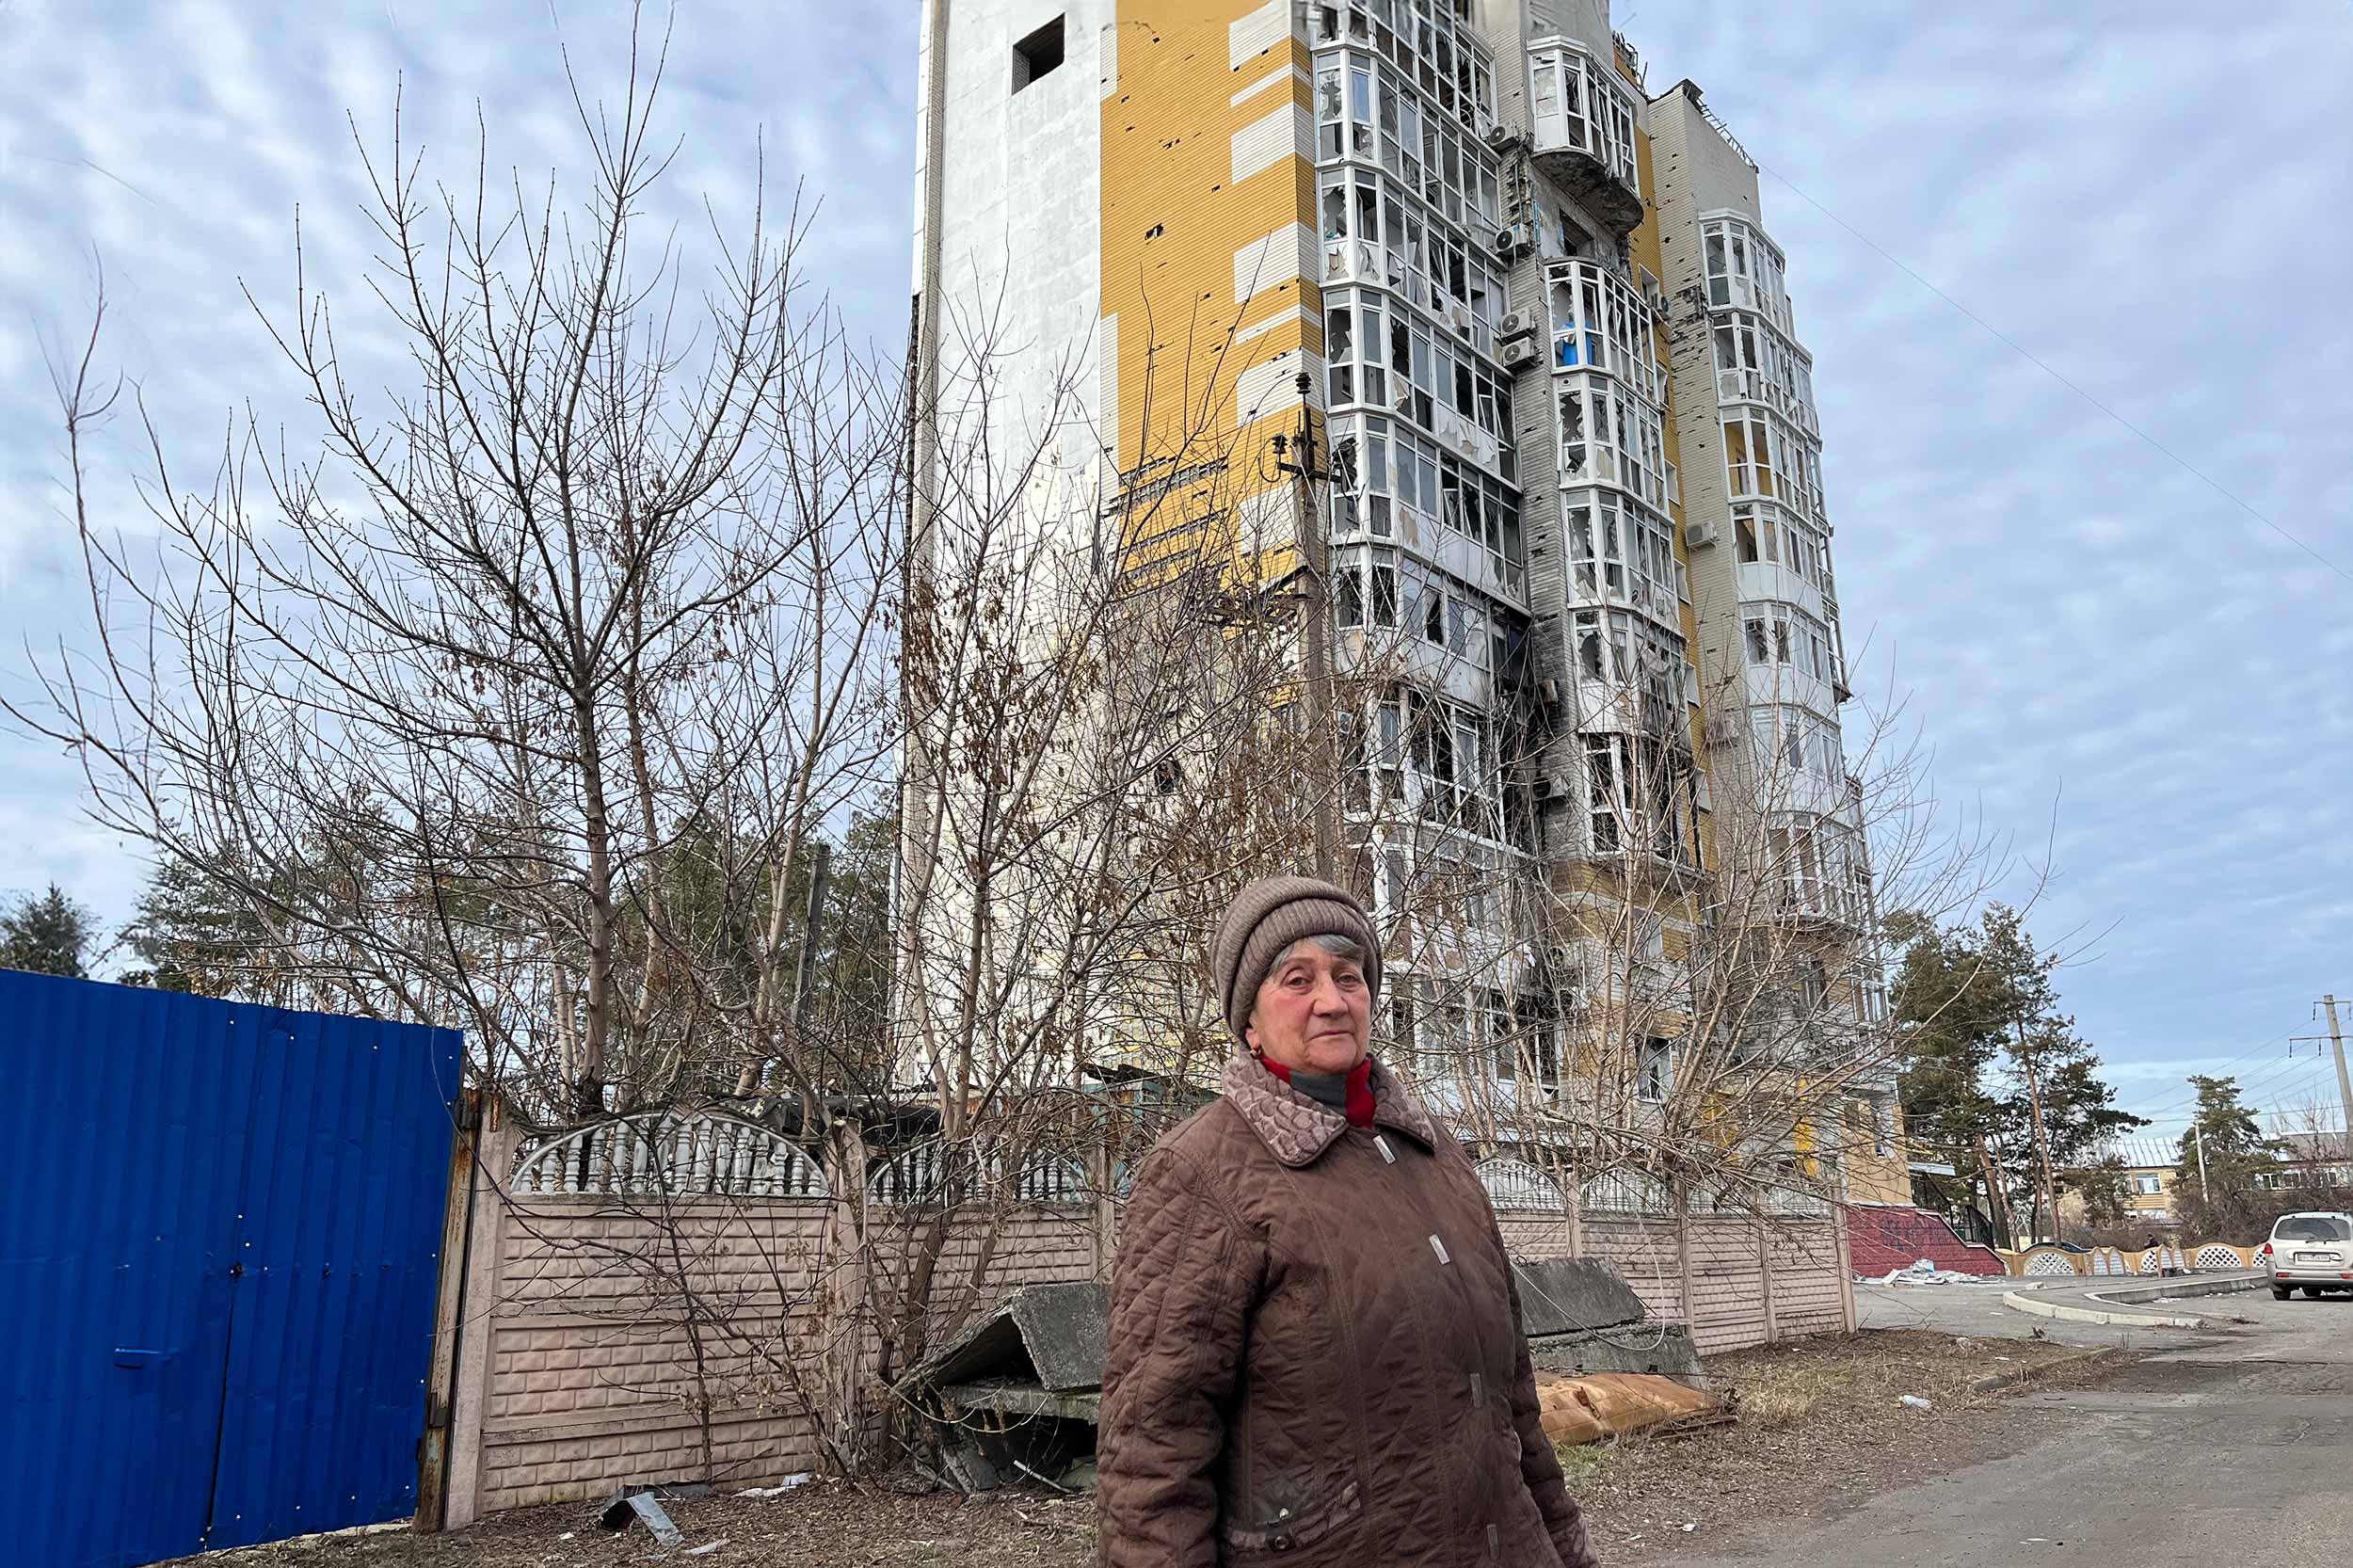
[430,1115,1854,1527]
[1996,1241,2268,1278]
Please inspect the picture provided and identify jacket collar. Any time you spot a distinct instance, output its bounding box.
[1217,1048,1438,1168]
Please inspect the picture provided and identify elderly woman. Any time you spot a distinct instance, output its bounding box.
[1097,876,1599,1568]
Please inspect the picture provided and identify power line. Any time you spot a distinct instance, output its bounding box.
[2119,1043,2296,1124]
[2131,1047,2317,1126]
[1754,161,2353,591]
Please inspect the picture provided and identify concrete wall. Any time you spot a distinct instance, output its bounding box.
[439,1116,1853,1528]
[926,0,1111,470]
[441,1123,1107,1526]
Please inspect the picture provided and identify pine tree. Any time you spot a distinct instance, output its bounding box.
[2174,1075,2273,1192]
[1893,904,2142,1243]
[0,884,97,979]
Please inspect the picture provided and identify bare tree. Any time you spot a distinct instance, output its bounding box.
[14,15,902,1127]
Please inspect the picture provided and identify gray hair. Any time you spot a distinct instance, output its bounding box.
[1267,933,1368,971]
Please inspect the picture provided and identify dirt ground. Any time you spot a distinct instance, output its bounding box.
[166,1331,2106,1568]
[1561,1329,2103,1557]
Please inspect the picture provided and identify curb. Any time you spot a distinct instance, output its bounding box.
[2000,1289,2205,1329]
[2086,1272,2264,1307]
[1967,1345,2121,1395]
[1999,1272,2262,1330]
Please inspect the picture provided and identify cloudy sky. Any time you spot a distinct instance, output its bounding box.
[5,2,2350,1138]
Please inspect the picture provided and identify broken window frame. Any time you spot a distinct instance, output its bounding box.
[1526,40,1641,195]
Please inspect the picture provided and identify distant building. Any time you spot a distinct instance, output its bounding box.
[2063,1129,2353,1231]
[2092,1136,2184,1225]
[2262,1128,2353,1194]
[905,0,1895,1206]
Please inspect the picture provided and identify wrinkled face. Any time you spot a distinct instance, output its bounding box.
[1245,940,1372,1075]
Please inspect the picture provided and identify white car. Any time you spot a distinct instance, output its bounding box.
[2263,1211,2353,1299]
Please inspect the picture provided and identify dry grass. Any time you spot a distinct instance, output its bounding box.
[1568,1329,2104,1555]
[168,1332,2110,1568]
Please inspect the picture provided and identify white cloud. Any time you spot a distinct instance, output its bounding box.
[5,1,2351,1138]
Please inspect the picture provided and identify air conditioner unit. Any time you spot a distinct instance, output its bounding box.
[1497,310,1538,341]
[1533,776,1564,801]
[1495,223,1535,259]
[1482,119,1525,152]
[1704,711,1743,748]
[1535,677,1561,706]
[1685,518,1719,550]
[1498,336,1541,371]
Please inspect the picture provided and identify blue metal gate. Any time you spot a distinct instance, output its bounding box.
[0,970,463,1568]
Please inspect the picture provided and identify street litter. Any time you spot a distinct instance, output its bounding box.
[736,1475,813,1497]
[685,1541,730,1557]
[1897,1394,1935,1411]
[1873,1258,1991,1286]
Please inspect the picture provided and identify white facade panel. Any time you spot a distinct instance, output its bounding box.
[1231,101,1316,186]
[1228,0,1292,69]
[1235,348,1326,427]
[1235,301,1319,345]
[1096,312,1119,467]
[1233,221,1318,303]
[1233,62,1312,107]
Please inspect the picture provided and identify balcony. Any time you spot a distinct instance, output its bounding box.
[1546,259,1665,406]
[1527,40,1644,237]
[1554,371,1670,512]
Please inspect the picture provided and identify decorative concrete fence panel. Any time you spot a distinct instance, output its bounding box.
[2004,1241,2263,1278]
[435,1120,1859,1529]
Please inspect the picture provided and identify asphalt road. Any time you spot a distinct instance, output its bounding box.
[1659,1289,2353,1566]
[1855,1278,2200,1350]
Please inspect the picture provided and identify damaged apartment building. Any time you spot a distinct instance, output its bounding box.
[908,0,1907,1208]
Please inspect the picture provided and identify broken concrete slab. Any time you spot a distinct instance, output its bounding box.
[1528,1321,1709,1388]
[937,1380,1103,1421]
[922,1282,1110,1393]
[597,1487,685,1547]
[1511,1256,1648,1336]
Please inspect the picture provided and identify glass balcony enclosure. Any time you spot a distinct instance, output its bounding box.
[1546,260,1664,404]
[1701,216,1792,332]
[1527,38,1643,235]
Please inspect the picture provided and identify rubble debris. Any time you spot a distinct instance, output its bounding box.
[1897,1394,1935,1411]
[922,1282,1110,1399]
[1534,1371,1721,1444]
[1872,1258,1993,1286]
[597,1485,686,1547]
[736,1475,813,1497]
[1511,1258,1647,1336]
[911,1285,1111,1492]
[910,1264,1715,1480]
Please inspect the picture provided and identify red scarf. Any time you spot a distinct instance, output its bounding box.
[1258,1053,1377,1128]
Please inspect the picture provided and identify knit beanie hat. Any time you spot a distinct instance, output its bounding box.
[1210,875,1382,1041]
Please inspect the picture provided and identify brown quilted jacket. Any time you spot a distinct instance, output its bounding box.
[1097,1052,1599,1568]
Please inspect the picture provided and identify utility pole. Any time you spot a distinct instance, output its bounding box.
[2016,1016,2060,1247]
[1274,371,1339,883]
[2324,996,2353,1160]
[2194,1122,2210,1205]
